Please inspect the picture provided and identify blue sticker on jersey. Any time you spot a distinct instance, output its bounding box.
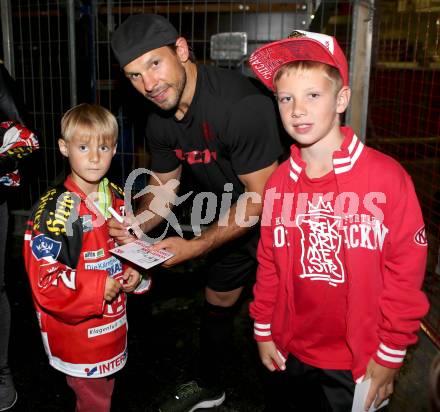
[32,234,62,261]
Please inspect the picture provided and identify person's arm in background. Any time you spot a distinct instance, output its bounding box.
[0,62,36,178]
[0,155,17,177]
[0,62,27,124]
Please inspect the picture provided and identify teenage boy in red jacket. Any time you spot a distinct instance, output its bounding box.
[248,31,429,412]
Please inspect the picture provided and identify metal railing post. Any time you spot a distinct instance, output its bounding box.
[67,0,77,106]
[1,0,14,77]
[346,0,374,142]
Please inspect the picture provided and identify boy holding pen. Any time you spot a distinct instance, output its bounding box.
[107,205,136,237]
[23,103,150,412]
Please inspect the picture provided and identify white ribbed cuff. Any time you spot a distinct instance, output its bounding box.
[376,343,406,363]
[254,322,271,337]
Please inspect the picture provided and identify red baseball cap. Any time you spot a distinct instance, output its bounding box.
[249,30,349,91]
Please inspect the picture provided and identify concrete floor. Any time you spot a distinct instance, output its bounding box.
[389,331,437,412]
[4,236,438,412]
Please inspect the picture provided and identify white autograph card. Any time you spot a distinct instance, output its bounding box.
[110,239,173,270]
[351,379,389,412]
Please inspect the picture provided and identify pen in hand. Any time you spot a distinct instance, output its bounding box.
[107,206,137,238]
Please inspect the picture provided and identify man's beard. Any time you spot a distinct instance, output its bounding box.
[146,66,187,112]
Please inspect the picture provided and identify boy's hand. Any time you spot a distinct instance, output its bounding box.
[108,214,142,245]
[364,358,399,411]
[104,277,122,302]
[121,267,141,293]
[257,340,286,372]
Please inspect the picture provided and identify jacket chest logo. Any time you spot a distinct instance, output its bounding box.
[272,195,390,287]
[296,197,345,287]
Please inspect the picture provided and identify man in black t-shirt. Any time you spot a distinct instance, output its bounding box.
[111,14,282,411]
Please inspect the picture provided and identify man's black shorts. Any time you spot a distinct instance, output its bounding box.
[205,227,259,292]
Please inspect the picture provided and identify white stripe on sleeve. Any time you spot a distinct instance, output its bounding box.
[254,329,271,337]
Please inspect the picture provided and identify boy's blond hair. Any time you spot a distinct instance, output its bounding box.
[61,103,118,144]
[274,61,343,94]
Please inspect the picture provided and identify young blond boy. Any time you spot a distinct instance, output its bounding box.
[23,104,149,412]
[249,31,429,411]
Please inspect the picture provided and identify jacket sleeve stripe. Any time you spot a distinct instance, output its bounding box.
[376,351,405,363]
[254,329,272,337]
[254,322,271,329]
[379,343,407,356]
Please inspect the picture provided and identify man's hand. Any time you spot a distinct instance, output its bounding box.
[364,358,399,411]
[104,277,122,302]
[151,236,206,268]
[257,341,286,372]
[107,215,141,245]
[121,267,142,293]
[144,162,279,267]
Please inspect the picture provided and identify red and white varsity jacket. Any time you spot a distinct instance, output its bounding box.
[23,176,149,378]
[250,127,429,380]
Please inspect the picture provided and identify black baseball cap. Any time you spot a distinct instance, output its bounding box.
[111,14,178,68]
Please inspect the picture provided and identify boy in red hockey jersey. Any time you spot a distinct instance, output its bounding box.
[248,31,429,411]
[23,103,150,412]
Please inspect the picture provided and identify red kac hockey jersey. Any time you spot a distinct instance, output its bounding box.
[24,176,143,378]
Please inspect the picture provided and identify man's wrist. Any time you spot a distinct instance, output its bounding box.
[190,235,214,257]
[134,207,157,234]
[138,217,155,234]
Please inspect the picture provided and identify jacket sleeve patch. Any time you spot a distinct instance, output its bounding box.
[414,226,427,246]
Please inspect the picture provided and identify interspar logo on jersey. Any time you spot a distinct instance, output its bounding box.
[84,350,127,377]
[98,351,127,375]
[85,366,98,377]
